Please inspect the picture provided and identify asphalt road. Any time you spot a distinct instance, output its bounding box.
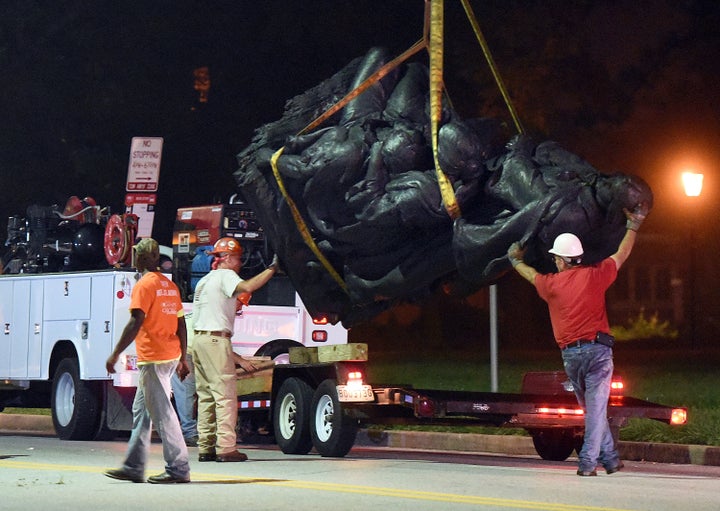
[1,413,719,467]
[1,434,719,511]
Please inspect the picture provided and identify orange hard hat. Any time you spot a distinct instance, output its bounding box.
[207,237,243,256]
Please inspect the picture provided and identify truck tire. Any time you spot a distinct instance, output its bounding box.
[51,358,103,440]
[529,428,577,461]
[273,377,313,454]
[310,379,358,458]
[254,339,303,364]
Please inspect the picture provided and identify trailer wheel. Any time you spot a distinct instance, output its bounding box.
[529,428,577,461]
[254,339,303,364]
[51,358,102,440]
[273,377,313,454]
[310,379,357,458]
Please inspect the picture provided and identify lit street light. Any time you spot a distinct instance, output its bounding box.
[682,171,703,349]
[682,171,704,197]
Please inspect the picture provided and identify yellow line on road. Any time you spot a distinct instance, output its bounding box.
[1,459,634,511]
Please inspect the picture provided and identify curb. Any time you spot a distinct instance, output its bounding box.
[3,414,719,467]
[0,413,54,435]
[354,429,720,467]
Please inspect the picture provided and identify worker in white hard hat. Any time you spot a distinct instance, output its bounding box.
[507,204,649,477]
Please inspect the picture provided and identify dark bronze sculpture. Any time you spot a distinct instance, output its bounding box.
[235,47,652,327]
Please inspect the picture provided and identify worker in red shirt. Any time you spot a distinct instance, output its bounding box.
[507,204,648,476]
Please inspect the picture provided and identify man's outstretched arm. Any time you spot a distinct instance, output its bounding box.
[507,242,538,285]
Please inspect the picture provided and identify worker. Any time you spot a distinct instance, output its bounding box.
[191,237,279,462]
[506,204,648,477]
[104,238,191,484]
[170,311,198,447]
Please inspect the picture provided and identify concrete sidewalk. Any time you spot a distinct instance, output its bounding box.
[2,413,719,466]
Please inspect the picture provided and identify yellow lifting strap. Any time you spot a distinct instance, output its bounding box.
[429,0,461,220]
[460,0,524,135]
[298,38,427,137]
[270,146,348,292]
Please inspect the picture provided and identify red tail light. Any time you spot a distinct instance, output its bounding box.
[670,408,688,425]
[311,330,327,342]
[416,398,435,418]
[312,314,329,325]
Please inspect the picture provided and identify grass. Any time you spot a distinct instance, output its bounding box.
[4,408,51,416]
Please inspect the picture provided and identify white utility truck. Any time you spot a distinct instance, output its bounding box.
[0,198,347,439]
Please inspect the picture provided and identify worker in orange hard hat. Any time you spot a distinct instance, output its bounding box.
[206,237,242,270]
[191,236,280,463]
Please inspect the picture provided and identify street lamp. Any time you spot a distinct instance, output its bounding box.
[682,171,703,348]
[682,171,704,197]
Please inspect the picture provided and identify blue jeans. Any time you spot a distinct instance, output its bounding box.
[561,343,620,472]
[171,353,198,439]
[121,361,190,479]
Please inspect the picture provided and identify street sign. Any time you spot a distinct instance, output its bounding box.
[125,193,157,238]
[126,137,163,192]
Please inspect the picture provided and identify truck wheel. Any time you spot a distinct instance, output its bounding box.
[529,428,577,461]
[273,377,313,454]
[310,379,357,458]
[51,358,103,440]
[254,339,303,364]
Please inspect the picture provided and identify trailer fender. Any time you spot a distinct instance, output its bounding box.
[254,339,303,364]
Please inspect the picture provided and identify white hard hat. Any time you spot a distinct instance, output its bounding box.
[548,233,584,258]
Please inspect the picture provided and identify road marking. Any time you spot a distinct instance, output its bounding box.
[0,459,635,511]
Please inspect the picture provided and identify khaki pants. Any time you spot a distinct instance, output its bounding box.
[192,333,237,455]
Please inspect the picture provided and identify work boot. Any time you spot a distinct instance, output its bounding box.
[605,461,625,475]
[576,469,597,477]
[147,471,191,484]
[104,468,145,483]
[216,450,248,462]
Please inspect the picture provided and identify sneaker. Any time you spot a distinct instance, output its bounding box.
[147,471,191,484]
[216,450,248,462]
[184,436,199,447]
[104,468,145,483]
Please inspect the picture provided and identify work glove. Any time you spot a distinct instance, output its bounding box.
[268,253,284,274]
[507,242,525,267]
[624,202,649,232]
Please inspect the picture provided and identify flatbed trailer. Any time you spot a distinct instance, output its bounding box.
[236,352,688,460]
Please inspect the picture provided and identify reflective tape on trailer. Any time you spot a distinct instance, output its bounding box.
[239,400,271,410]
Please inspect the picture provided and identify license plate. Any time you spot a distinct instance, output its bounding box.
[337,384,374,402]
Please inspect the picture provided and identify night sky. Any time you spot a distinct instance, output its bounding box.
[1,0,719,250]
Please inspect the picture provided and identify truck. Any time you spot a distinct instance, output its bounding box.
[0,198,348,440]
[0,197,687,461]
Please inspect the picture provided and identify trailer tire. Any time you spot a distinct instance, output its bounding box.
[273,377,313,454]
[254,339,303,364]
[51,358,103,440]
[310,379,357,458]
[529,428,577,461]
